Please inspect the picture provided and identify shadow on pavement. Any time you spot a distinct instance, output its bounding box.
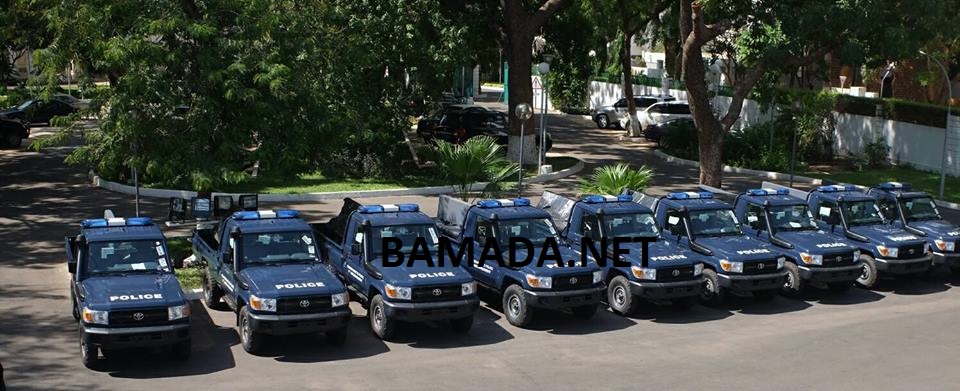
[805,287,886,305]
[392,307,515,349]
[263,315,389,363]
[105,301,236,378]
[633,301,734,324]
[728,294,813,315]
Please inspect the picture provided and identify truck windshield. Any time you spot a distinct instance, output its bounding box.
[900,197,941,221]
[603,213,658,237]
[86,240,170,274]
[768,204,818,231]
[495,218,559,247]
[369,224,440,255]
[841,200,884,226]
[242,231,318,264]
[688,209,742,237]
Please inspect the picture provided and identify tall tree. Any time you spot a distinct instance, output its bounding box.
[499,0,572,164]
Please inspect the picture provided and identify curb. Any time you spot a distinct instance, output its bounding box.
[90,158,585,202]
[652,150,960,210]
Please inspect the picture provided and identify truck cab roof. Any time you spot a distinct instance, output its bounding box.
[226,210,313,234]
[809,185,874,203]
[469,199,552,221]
[868,182,929,199]
[736,188,806,207]
[80,217,164,242]
[657,192,731,211]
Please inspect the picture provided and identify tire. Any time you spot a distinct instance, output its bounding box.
[1,131,21,148]
[753,289,778,301]
[596,114,609,129]
[202,272,224,309]
[368,295,396,340]
[502,284,534,327]
[781,262,802,297]
[699,269,725,306]
[71,291,80,321]
[606,275,638,316]
[172,338,192,361]
[326,326,348,346]
[449,315,474,334]
[239,306,262,354]
[673,295,699,309]
[856,254,879,289]
[571,304,599,320]
[79,330,100,370]
[827,282,853,292]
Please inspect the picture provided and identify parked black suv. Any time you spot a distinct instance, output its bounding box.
[417,104,552,151]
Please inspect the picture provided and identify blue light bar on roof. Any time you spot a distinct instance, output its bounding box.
[232,210,300,220]
[666,191,713,200]
[878,182,912,191]
[582,194,634,203]
[477,198,531,208]
[816,185,858,193]
[357,204,420,214]
[747,188,789,196]
[81,217,153,228]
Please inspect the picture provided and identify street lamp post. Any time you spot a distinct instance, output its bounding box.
[537,60,551,170]
[790,101,801,187]
[515,103,534,197]
[919,50,954,199]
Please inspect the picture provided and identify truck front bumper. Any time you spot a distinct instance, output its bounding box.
[383,297,479,322]
[798,264,863,283]
[718,272,787,292]
[248,307,352,335]
[932,252,960,266]
[875,254,932,275]
[82,322,190,349]
[629,279,703,300]
[523,285,604,310]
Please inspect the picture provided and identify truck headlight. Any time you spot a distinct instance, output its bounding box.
[876,245,898,258]
[385,284,412,300]
[777,257,786,269]
[592,271,603,284]
[525,274,552,289]
[331,292,349,307]
[82,308,109,325]
[168,303,191,320]
[799,252,823,265]
[249,295,277,312]
[719,259,743,273]
[461,281,477,296]
[630,266,656,280]
[694,263,704,276]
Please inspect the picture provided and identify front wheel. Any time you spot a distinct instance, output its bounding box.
[202,272,225,309]
[79,331,100,370]
[1,131,21,148]
[856,254,879,289]
[369,295,396,340]
[596,114,609,129]
[449,315,474,334]
[607,276,638,316]
[239,306,262,354]
[781,262,802,297]
[502,284,534,327]
[700,269,725,306]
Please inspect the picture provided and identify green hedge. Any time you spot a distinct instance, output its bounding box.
[774,88,959,128]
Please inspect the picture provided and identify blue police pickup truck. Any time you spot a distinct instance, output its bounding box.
[435,195,604,327]
[868,182,960,274]
[801,184,932,288]
[538,192,704,315]
[313,199,479,340]
[649,191,787,304]
[194,209,351,354]
[66,215,191,369]
[732,187,862,294]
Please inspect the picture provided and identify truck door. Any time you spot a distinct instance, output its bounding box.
[743,203,768,237]
[471,216,498,284]
[219,229,240,309]
[876,196,899,223]
[814,199,841,229]
[573,213,601,247]
[662,208,690,246]
[344,224,367,285]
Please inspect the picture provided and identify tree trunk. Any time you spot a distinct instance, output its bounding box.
[621,26,640,137]
[505,30,538,165]
[681,0,725,187]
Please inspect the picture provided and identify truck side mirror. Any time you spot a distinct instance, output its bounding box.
[351,242,362,255]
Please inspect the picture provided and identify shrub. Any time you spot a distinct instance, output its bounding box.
[863,136,890,168]
[661,118,802,173]
[579,163,654,195]
[560,106,591,115]
[434,136,519,200]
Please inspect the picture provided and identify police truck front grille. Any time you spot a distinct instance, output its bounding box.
[109,308,168,326]
[277,295,331,314]
[412,285,461,301]
[742,260,779,275]
[897,244,926,259]
[822,252,856,266]
[656,266,696,282]
[552,273,593,290]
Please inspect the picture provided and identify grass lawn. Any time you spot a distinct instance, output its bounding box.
[804,166,960,203]
[167,236,203,290]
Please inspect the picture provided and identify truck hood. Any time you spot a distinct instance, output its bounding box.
[848,225,926,247]
[513,246,601,276]
[910,219,960,241]
[775,231,857,254]
[239,263,344,297]
[694,236,780,261]
[375,256,475,285]
[621,241,701,268]
[80,273,185,310]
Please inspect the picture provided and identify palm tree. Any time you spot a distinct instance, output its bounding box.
[434,136,519,200]
[579,163,653,196]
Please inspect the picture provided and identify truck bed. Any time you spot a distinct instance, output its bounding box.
[311,198,362,245]
[435,195,471,239]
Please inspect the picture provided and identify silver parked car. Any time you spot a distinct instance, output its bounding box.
[635,101,692,130]
[591,95,674,129]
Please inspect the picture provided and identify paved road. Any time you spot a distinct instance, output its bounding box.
[2,121,960,390]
